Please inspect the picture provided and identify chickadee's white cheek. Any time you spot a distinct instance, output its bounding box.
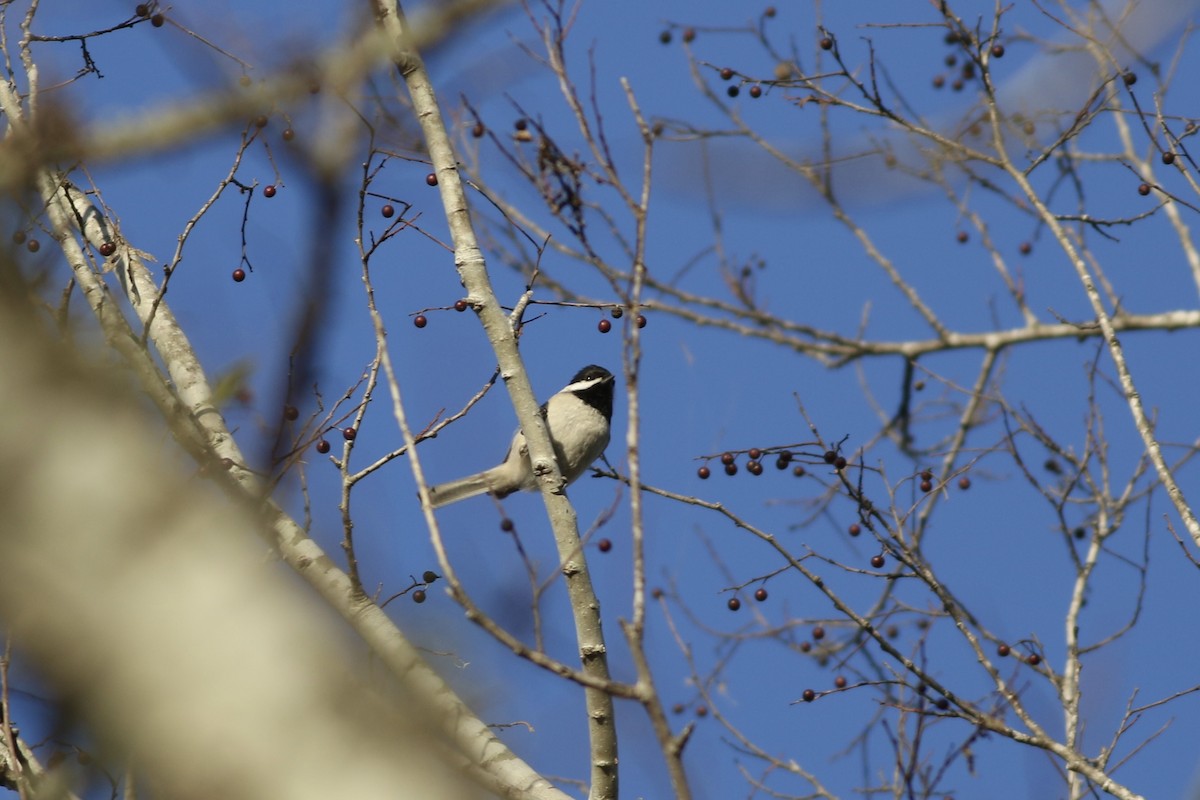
[562,377,608,394]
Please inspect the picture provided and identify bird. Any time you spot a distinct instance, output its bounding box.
[426,365,615,508]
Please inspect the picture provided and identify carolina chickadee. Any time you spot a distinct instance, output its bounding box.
[427,365,615,508]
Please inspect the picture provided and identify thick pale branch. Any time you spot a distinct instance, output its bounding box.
[377,2,619,798]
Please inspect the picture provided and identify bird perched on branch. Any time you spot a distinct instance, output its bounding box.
[427,365,614,508]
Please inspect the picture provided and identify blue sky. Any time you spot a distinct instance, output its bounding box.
[8,0,1200,798]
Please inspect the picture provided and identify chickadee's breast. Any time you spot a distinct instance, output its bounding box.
[547,398,610,481]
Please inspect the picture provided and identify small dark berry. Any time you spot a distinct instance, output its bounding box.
[12,231,25,244]
[467,122,484,140]
[1162,152,1176,165]
[254,115,268,128]
[747,460,762,475]
[746,447,761,460]
[696,705,708,717]
[425,173,438,186]
[1123,71,1137,86]
[1019,241,1032,255]
[414,314,427,328]
[802,689,816,702]
[834,676,847,689]
[726,85,740,98]
[961,63,976,79]
[848,523,861,537]
[1074,527,1086,539]
[921,470,933,481]
[284,405,299,421]
[514,118,528,131]
[682,28,696,43]
[316,439,330,454]
[413,589,426,604]
[150,12,164,26]
[944,32,960,44]
[945,54,958,67]
[637,314,647,328]
[935,698,950,710]
[454,299,468,312]
[957,476,971,490]
[611,306,624,318]
[727,597,741,611]
[231,268,246,282]
[819,37,833,51]
[597,538,612,552]
[991,43,1005,58]
[1138,182,1152,196]
[823,450,837,464]
[812,626,825,640]
[754,588,768,601]
[381,204,395,218]
[263,185,276,198]
[698,466,711,479]
[26,239,39,253]
[834,456,847,470]
[720,67,734,80]
[99,242,117,257]
[951,79,964,91]
[1027,653,1041,666]
[800,641,812,653]
[997,643,1010,657]
[282,128,295,141]
[598,318,612,333]
[792,465,806,477]
[342,427,357,440]
[956,230,968,243]
[720,452,735,465]
[672,703,684,714]
[135,4,150,16]
[500,518,514,532]
[921,480,933,492]
[749,85,762,98]
[422,570,437,583]
[764,6,776,18]
[659,30,671,44]
[724,463,738,476]
[870,554,885,569]
[652,588,664,599]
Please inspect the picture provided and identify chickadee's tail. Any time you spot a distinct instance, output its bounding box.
[427,472,493,508]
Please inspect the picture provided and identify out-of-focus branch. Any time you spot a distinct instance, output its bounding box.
[0,298,469,800]
[0,0,512,184]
